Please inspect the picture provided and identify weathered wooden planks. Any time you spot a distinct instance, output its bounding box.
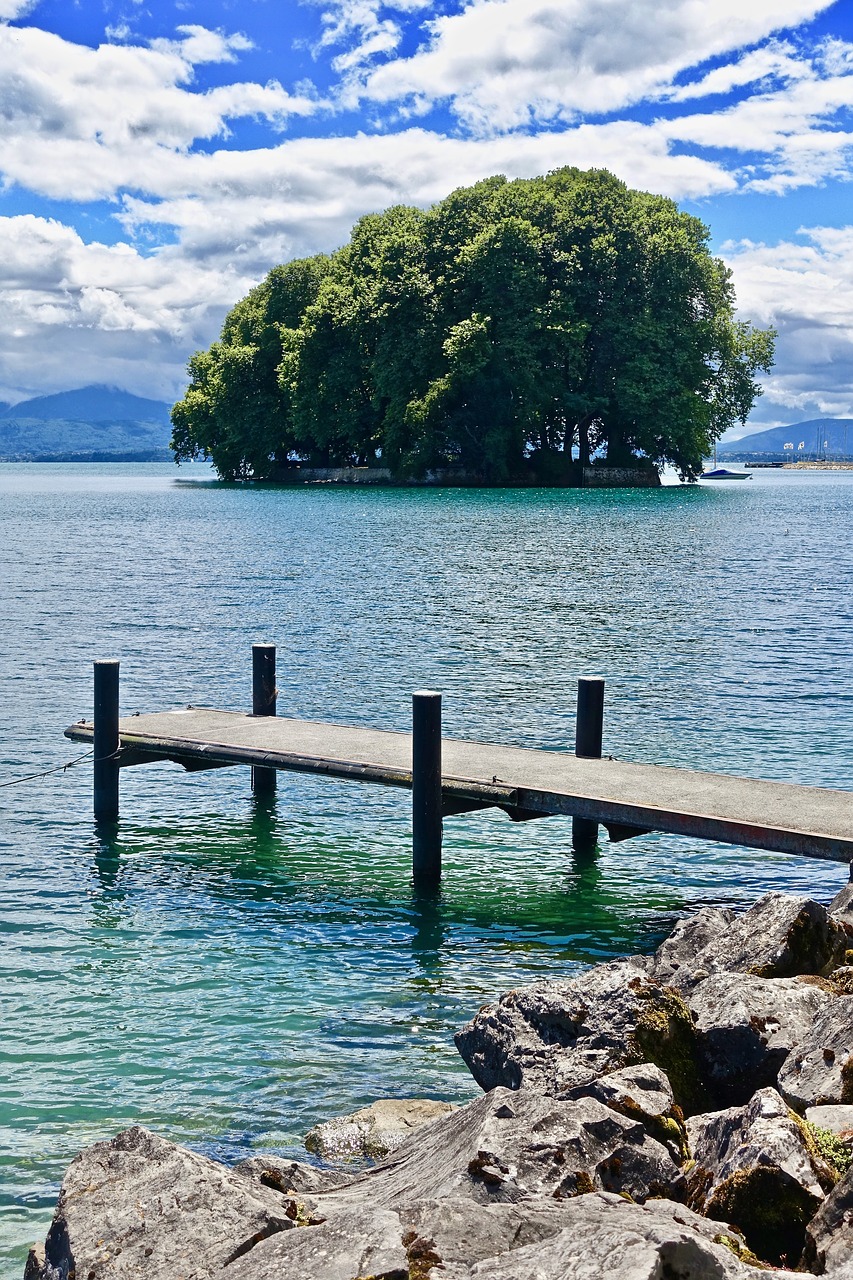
[66,704,853,864]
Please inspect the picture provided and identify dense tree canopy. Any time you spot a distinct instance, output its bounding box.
[171,168,775,483]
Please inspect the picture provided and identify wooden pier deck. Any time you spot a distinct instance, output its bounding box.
[66,693,853,876]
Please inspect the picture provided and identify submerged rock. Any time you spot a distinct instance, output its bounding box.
[688,972,832,1106]
[777,994,853,1110]
[454,959,707,1113]
[686,1087,830,1265]
[304,1097,456,1160]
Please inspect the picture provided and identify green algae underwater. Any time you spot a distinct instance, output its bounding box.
[1,463,851,1277]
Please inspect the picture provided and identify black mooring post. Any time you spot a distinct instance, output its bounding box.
[93,659,120,819]
[412,691,443,883]
[572,675,605,851]
[251,643,277,796]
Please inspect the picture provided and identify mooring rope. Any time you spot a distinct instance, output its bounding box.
[0,748,120,791]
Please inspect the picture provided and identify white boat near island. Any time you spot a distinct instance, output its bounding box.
[701,466,752,480]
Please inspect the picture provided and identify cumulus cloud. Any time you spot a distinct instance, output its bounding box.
[724,226,853,419]
[0,215,257,401]
[0,23,322,201]
[0,0,36,20]
[355,0,833,132]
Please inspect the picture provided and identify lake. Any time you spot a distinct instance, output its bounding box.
[1,464,851,1276]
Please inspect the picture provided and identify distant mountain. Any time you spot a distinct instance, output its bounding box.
[718,418,853,456]
[0,384,174,460]
[0,385,171,424]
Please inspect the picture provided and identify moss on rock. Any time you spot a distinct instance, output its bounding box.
[626,985,707,1116]
[705,1165,821,1267]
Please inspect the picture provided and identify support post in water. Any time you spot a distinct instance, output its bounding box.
[572,675,605,852]
[412,690,443,882]
[93,659,120,819]
[251,643,277,796]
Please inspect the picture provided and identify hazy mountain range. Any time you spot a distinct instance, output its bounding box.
[2,386,852,463]
[718,418,853,456]
[0,385,173,460]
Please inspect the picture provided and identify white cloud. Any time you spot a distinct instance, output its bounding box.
[113,122,735,266]
[0,0,37,20]
[0,215,256,401]
[354,0,833,132]
[724,226,853,418]
[667,41,811,101]
[0,24,322,202]
[662,68,853,193]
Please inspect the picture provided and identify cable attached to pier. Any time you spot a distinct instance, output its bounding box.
[0,747,119,791]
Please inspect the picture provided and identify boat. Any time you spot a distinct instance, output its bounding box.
[701,466,752,480]
[701,445,752,480]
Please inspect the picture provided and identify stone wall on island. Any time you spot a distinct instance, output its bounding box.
[26,883,853,1280]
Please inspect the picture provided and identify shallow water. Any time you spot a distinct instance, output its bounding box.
[1,464,851,1275]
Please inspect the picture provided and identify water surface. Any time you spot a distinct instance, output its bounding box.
[1,465,850,1276]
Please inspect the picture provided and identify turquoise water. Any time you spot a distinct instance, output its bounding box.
[1,464,851,1275]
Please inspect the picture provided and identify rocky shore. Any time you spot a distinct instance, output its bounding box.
[27,883,853,1279]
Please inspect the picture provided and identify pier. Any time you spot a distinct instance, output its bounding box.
[65,648,853,883]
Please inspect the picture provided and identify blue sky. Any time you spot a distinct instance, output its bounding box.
[2,0,853,431]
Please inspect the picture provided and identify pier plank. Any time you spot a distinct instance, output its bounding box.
[66,707,853,863]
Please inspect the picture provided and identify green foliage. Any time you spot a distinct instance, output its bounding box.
[171,168,775,482]
[803,1120,853,1182]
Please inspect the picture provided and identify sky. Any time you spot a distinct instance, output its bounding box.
[2,0,853,429]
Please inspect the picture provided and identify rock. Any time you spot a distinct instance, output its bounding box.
[304,1097,456,1160]
[28,1125,297,1280]
[687,973,833,1106]
[228,1206,410,1279]
[651,907,736,984]
[686,1087,830,1266]
[420,1192,783,1279]
[454,959,707,1113]
[665,893,851,991]
[562,1062,688,1160]
[805,1104,853,1138]
[234,1155,352,1193]
[829,865,853,923]
[324,1085,686,1208]
[777,995,853,1110]
[829,965,853,995]
[802,1162,853,1276]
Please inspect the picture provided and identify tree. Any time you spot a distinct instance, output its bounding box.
[171,168,774,482]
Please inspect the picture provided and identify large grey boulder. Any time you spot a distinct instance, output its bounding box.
[562,1062,688,1160]
[325,1085,686,1208]
[423,1193,787,1280]
[28,1125,297,1280]
[454,960,706,1114]
[228,1206,410,1280]
[651,907,736,985]
[686,1087,831,1266]
[802,1162,853,1276]
[304,1097,456,1160]
[777,995,853,1110]
[688,973,833,1106]
[664,893,851,992]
